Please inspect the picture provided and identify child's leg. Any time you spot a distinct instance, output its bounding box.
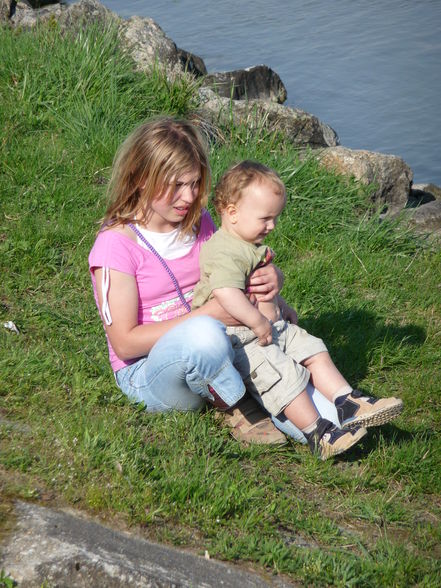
[283,389,320,430]
[268,382,340,443]
[302,351,403,429]
[282,388,367,460]
[302,351,352,402]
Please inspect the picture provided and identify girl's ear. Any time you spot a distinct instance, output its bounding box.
[225,203,238,224]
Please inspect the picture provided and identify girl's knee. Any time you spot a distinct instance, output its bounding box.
[184,316,232,358]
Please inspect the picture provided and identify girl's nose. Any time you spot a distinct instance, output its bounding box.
[181,184,198,202]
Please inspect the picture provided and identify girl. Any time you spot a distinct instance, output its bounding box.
[88,116,338,447]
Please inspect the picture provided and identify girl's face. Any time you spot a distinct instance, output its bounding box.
[147,168,201,232]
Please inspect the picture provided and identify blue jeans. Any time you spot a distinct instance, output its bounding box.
[115,316,245,412]
[115,316,341,444]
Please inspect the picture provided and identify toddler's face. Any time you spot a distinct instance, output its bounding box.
[229,179,285,245]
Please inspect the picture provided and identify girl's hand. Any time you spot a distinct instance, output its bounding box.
[247,263,284,301]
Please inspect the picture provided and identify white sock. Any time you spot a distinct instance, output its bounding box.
[301,418,320,435]
[332,385,353,404]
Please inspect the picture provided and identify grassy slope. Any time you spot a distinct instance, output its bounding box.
[0,23,440,587]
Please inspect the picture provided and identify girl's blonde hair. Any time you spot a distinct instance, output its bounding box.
[103,116,211,236]
[213,160,285,215]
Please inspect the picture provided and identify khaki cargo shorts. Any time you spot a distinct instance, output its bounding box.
[226,320,328,416]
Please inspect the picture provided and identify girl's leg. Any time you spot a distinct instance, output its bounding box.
[116,316,245,412]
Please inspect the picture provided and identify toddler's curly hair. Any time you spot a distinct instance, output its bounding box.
[213,160,285,214]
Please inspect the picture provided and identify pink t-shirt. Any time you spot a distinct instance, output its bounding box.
[89,210,216,372]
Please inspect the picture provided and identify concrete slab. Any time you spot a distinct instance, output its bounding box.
[0,501,297,587]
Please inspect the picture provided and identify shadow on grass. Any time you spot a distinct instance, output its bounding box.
[301,307,426,384]
[366,423,415,445]
[331,425,415,465]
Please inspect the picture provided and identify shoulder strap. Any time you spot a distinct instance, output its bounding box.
[128,223,191,313]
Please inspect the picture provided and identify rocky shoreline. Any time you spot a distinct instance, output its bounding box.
[2,0,440,234]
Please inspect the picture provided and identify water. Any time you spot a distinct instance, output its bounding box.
[70,0,441,185]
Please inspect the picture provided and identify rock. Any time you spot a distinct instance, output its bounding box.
[27,0,59,7]
[121,15,181,73]
[177,47,207,77]
[6,0,114,28]
[407,187,436,208]
[0,0,12,21]
[204,65,287,104]
[198,87,338,148]
[1,501,294,588]
[319,146,413,214]
[404,200,441,233]
[57,0,115,29]
[1,0,33,24]
[411,182,441,201]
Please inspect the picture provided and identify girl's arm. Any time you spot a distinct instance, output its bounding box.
[94,268,241,360]
[277,296,298,324]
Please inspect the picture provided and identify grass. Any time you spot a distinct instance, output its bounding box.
[1,20,441,587]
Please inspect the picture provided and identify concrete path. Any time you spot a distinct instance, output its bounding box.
[0,501,297,587]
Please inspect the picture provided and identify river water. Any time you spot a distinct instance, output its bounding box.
[69,0,441,185]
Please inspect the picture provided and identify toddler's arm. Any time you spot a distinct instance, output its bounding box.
[213,287,272,345]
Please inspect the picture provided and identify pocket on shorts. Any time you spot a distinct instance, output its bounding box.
[235,345,281,396]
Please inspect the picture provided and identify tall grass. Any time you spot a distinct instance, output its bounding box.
[1,22,440,587]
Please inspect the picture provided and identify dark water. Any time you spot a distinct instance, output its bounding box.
[71,0,441,185]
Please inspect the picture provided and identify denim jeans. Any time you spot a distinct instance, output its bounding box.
[115,315,341,444]
[115,316,245,412]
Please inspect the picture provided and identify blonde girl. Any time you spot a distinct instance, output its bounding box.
[88,117,291,422]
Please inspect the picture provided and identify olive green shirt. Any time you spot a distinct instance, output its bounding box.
[192,228,274,309]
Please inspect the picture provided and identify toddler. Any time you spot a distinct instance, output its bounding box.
[192,161,403,459]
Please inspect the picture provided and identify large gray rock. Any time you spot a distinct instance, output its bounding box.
[204,65,287,104]
[57,0,115,27]
[198,87,338,148]
[319,146,413,214]
[177,47,208,77]
[0,0,12,21]
[404,200,441,233]
[1,0,37,25]
[5,0,114,28]
[121,15,181,73]
[1,501,294,588]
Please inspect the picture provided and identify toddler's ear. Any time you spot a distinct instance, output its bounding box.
[225,203,238,223]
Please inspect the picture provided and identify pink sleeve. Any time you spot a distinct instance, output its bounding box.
[88,230,137,275]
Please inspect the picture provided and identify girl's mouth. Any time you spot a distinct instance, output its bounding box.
[174,206,189,216]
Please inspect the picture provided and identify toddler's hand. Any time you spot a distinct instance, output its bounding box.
[252,316,273,346]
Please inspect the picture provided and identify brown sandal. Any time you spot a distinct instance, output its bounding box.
[217,396,287,445]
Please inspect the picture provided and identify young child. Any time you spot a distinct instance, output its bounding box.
[192,160,403,459]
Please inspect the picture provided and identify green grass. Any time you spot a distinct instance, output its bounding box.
[1,21,441,587]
